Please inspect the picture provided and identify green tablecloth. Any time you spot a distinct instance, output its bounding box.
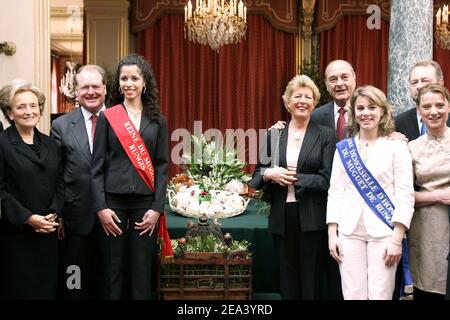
[165,200,280,294]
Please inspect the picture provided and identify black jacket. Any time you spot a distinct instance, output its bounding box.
[0,125,63,230]
[91,105,168,214]
[249,120,336,236]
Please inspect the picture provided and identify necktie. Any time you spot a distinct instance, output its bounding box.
[91,114,98,144]
[336,107,346,141]
[420,120,427,136]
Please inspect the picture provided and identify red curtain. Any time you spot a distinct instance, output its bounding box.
[138,15,295,178]
[319,15,390,93]
[434,42,450,87]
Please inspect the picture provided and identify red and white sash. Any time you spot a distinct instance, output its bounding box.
[104,104,172,258]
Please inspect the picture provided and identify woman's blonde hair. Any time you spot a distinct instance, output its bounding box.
[282,74,320,112]
[347,85,395,137]
[417,83,450,106]
[0,79,45,121]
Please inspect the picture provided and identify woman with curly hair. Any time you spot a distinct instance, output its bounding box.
[91,54,168,299]
[326,85,415,299]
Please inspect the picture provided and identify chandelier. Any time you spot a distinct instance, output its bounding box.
[60,61,78,100]
[59,23,78,100]
[184,0,247,52]
[436,4,450,49]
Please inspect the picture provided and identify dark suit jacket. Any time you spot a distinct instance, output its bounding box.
[311,101,335,131]
[395,107,450,141]
[0,125,63,229]
[51,108,96,235]
[249,120,336,236]
[91,104,168,214]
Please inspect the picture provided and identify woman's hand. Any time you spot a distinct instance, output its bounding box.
[97,208,122,237]
[264,167,297,186]
[25,213,59,233]
[437,188,450,205]
[135,209,161,236]
[384,239,402,267]
[328,223,343,264]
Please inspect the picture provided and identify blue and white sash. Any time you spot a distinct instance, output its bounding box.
[336,137,413,289]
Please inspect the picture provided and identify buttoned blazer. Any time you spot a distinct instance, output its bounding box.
[249,120,336,236]
[51,108,95,235]
[91,104,168,214]
[0,125,63,230]
[326,136,415,237]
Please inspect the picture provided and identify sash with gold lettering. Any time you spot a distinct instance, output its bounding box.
[104,104,173,259]
[336,137,413,294]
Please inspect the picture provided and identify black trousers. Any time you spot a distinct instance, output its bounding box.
[99,199,158,300]
[60,228,103,300]
[272,202,328,300]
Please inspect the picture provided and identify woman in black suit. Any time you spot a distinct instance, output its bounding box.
[249,75,336,299]
[91,54,168,300]
[0,79,62,299]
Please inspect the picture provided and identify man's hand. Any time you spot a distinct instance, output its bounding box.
[97,208,122,236]
[268,121,286,131]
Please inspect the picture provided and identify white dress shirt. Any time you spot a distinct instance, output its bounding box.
[81,105,105,153]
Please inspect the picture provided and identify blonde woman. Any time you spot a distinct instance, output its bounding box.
[408,83,450,300]
[327,85,415,300]
[250,75,336,299]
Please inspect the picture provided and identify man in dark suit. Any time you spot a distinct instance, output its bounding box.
[395,60,450,141]
[51,64,106,299]
[310,60,356,141]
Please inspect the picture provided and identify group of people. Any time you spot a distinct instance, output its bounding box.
[0,55,448,300]
[250,59,450,300]
[0,54,168,300]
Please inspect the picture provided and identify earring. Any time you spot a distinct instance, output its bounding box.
[143,86,147,93]
[119,87,123,94]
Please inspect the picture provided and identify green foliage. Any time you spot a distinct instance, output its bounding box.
[171,235,251,257]
[181,134,251,191]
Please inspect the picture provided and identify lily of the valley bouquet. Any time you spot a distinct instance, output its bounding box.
[168,134,251,218]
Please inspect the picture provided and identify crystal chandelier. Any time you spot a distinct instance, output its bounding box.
[59,60,77,100]
[184,0,247,52]
[436,4,450,49]
[59,25,78,100]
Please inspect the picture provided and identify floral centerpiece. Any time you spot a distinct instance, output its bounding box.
[168,134,252,218]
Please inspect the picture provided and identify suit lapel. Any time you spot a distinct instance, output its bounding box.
[139,114,151,135]
[408,109,420,139]
[317,102,335,130]
[71,108,91,162]
[9,125,42,166]
[296,121,319,171]
[278,125,288,168]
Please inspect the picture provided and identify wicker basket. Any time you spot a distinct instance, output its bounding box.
[158,252,252,300]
